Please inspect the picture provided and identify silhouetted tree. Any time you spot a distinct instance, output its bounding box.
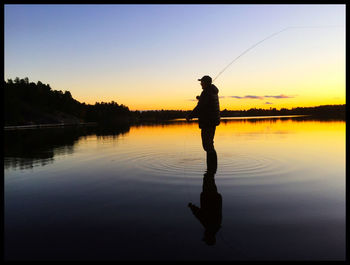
[4,77,345,126]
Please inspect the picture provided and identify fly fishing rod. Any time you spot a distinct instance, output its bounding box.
[212,25,343,82]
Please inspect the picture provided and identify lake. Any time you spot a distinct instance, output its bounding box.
[4,116,345,261]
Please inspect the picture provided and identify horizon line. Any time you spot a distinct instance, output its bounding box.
[129,103,345,112]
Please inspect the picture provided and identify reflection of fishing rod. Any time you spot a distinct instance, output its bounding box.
[212,25,344,82]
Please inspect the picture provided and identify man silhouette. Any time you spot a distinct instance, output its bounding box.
[186,75,220,164]
[188,150,222,246]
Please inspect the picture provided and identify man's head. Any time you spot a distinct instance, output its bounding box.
[198,75,212,89]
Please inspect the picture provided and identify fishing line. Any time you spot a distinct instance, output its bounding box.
[212,25,344,82]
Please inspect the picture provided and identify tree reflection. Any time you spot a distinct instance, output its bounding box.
[4,125,130,170]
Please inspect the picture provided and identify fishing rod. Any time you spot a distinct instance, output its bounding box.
[212,25,343,82]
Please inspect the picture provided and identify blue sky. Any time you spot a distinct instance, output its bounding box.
[5,4,345,110]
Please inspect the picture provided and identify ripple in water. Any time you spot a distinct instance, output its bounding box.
[112,147,298,185]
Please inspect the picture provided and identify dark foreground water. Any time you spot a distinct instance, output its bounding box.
[4,116,345,260]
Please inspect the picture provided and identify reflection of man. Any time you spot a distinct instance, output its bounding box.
[188,151,222,246]
[186,75,220,163]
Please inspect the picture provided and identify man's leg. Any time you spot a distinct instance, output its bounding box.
[201,127,217,172]
[201,126,216,151]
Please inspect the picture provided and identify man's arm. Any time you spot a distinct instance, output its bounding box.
[187,91,209,120]
[188,103,199,119]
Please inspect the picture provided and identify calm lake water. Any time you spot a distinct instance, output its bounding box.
[4,116,345,261]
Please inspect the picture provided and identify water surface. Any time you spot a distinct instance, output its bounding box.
[4,117,345,260]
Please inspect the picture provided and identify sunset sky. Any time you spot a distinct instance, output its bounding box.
[4,4,345,111]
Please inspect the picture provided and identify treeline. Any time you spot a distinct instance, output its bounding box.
[4,77,131,126]
[220,105,346,119]
[4,77,345,126]
[132,110,189,122]
[133,105,346,121]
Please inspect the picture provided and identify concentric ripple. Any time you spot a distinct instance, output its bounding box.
[111,147,205,178]
[217,153,289,178]
[110,145,298,185]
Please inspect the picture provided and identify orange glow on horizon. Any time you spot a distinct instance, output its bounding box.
[74,97,345,112]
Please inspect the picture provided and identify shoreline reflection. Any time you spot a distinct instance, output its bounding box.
[4,125,130,170]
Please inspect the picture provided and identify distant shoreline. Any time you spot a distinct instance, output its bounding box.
[173,114,310,121]
[4,122,97,131]
[5,114,346,131]
[5,78,345,128]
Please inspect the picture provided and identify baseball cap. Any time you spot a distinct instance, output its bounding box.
[198,75,212,83]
